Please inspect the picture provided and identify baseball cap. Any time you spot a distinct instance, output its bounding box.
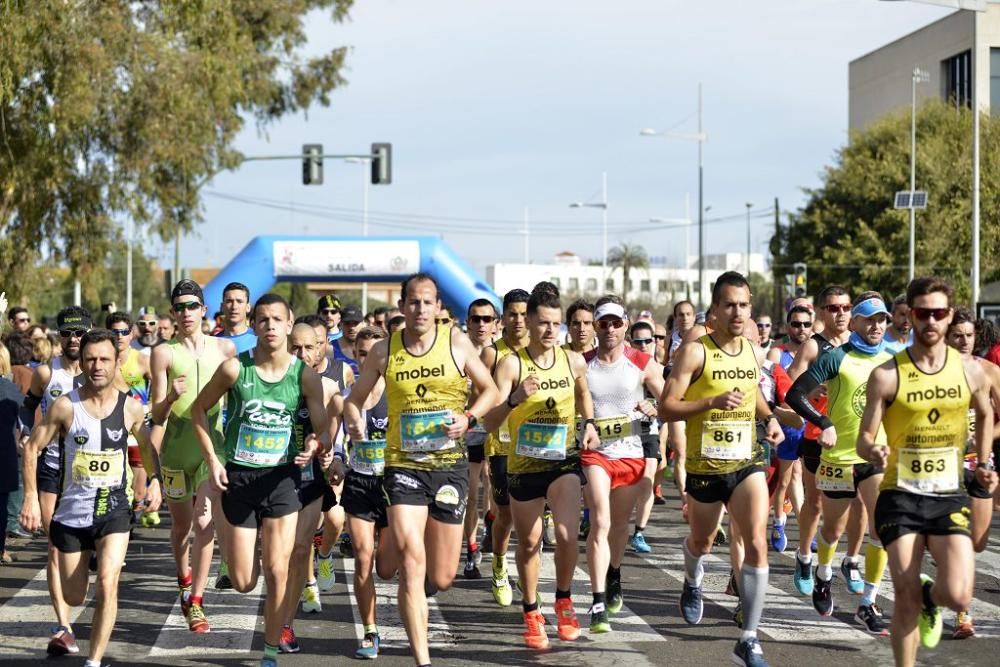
[852,297,890,318]
[341,305,364,323]
[137,306,157,318]
[317,294,341,312]
[594,303,627,321]
[57,306,92,330]
[171,279,204,304]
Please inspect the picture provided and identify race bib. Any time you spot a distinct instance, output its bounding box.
[701,420,753,460]
[161,465,187,500]
[816,461,855,493]
[515,423,569,460]
[234,423,292,467]
[498,423,511,444]
[400,410,454,453]
[352,439,386,476]
[72,449,124,489]
[594,414,636,442]
[897,447,959,494]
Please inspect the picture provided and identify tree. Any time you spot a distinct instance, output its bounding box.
[607,242,649,307]
[0,1,353,304]
[772,100,1000,305]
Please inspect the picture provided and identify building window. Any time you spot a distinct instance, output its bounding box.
[568,277,579,292]
[658,280,669,292]
[550,277,561,288]
[943,50,972,109]
[605,278,615,291]
[991,48,1000,116]
[586,278,598,292]
[625,279,633,292]
[640,279,651,292]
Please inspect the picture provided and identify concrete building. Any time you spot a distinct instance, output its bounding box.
[850,3,1000,131]
[487,251,765,309]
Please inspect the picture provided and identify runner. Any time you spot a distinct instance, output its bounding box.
[106,311,157,528]
[785,292,893,634]
[341,325,400,659]
[150,280,237,633]
[584,297,664,632]
[756,315,773,352]
[786,285,855,595]
[133,307,161,356]
[660,271,784,667]
[343,272,499,667]
[484,281,598,648]
[667,300,697,514]
[318,294,343,343]
[857,277,997,667]
[18,305,89,654]
[216,282,258,354]
[279,321,344,653]
[157,314,177,343]
[654,323,668,365]
[944,307,1000,639]
[482,288,530,606]
[463,298,498,578]
[436,307,454,328]
[765,304,813,552]
[627,319,664,554]
[331,305,364,374]
[883,294,912,353]
[19,329,163,667]
[564,299,596,354]
[191,293,329,667]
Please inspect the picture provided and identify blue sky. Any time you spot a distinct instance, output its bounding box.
[150,0,954,277]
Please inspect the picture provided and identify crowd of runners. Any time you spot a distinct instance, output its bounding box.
[0,269,997,667]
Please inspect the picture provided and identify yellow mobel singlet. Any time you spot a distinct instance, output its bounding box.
[386,325,469,471]
[485,339,517,458]
[881,347,968,496]
[685,334,760,475]
[160,337,227,472]
[507,346,577,474]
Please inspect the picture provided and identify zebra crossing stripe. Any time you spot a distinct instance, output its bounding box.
[0,566,88,656]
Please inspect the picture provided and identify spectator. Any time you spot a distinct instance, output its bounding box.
[7,307,31,334]
[31,335,53,366]
[0,342,24,560]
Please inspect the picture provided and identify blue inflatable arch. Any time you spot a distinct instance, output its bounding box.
[204,235,500,316]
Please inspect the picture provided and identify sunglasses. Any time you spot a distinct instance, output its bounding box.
[788,321,811,329]
[138,320,157,327]
[14,317,30,324]
[173,301,203,313]
[597,318,625,330]
[823,304,851,314]
[110,328,131,337]
[321,308,340,315]
[912,306,950,321]
[632,338,654,345]
[653,334,666,341]
[757,323,772,328]
[59,328,87,338]
[436,318,452,325]
[469,315,494,324]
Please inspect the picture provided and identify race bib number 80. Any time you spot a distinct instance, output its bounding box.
[72,449,124,489]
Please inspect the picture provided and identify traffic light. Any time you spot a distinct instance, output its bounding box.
[792,262,807,298]
[302,144,323,185]
[371,142,392,185]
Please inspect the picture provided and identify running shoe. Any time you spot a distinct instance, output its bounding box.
[733,599,744,629]
[523,609,550,649]
[731,636,769,667]
[339,533,354,558]
[725,569,739,597]
[215,561,233,590]
[840,559,863,595]
[713,524,728,546]
[629,532,652,554]
[187,602,210,633]
[260,658,278,667]
[355,632,380,659]
[554,597,581,641]
[46,626,79,655]
[606,572,624,614]
[279,624,300,654]
[491,559,513,607]
[679,580,704,625]
[301,583,322,613]
[793,553,813,595]
[918,574,943,649]
[953,610,975,639]
[653,485,666,505]
[579,516,591,540]
[317,553,335,592]
[179,587,192,617]
[812,570,833,617]
[463,556,482,580]
[770,523,787,553]
[481,515,494,555]
[542,509,556,547]
[472,546,483,566]
[855,603,889,636]
[589,603,611,633]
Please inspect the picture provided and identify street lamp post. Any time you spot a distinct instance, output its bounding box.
[641,83,707,308]
[569,171,609,276]
[745,202,753,276]
[910,67,930,281]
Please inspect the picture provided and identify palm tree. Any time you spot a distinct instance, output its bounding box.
[607,242,649,305]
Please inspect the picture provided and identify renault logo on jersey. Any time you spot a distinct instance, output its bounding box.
[416,383,427,398]
[545,397,556,410]
[928,408,941,425]
[106,428,124,443]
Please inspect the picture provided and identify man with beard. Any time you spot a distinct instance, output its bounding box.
[132,307,162,356]
[884,294,913,353]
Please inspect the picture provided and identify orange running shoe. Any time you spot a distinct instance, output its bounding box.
[187,602,211,634]
[953,611,975,639]
[523,609,550,650]
[554,598,581,641]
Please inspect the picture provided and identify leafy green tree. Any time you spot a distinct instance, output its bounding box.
[607,242,649,307]
[0,1,352,303]
[773,100,999,305]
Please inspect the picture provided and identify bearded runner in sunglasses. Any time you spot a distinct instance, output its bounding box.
[660,271,784,667]
[20,329,163,667]
[785,292,894,635]
[150,279,237,633]
[344,272,499,667]
[580,298,664,633]
[857,277,998,667]
[18,306,89,655]
[786,285,863,597]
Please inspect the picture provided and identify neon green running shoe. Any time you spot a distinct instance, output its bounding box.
[918,574,942,649]
[491,557,513,607]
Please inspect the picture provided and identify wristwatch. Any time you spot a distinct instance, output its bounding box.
[464,411,478,430]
